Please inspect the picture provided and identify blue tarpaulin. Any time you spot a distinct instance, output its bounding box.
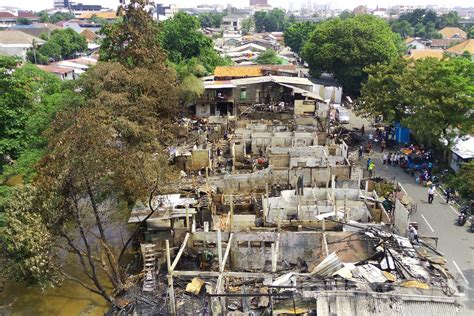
[394,122,410,143]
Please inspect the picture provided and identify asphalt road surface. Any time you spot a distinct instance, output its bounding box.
[344,107,474,310]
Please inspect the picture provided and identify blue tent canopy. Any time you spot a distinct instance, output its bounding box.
[394,122,410,143]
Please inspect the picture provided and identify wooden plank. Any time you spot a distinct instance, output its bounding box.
[172,270,275,278]
[220,233,234,273]
[170,233,190,272]
[217,229,223,272]
[166,239,171,272]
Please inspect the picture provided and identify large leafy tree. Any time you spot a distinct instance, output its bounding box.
[158,12,229,73]
[391,9,459,38]
[284,21,318,55]
[27,28,88,63]
[198,12,225,28]
[254,8,288,33]
[390,20,414,38]
[2,0,179,306]
[302,14,402,95]
[360,56,474,154]
[0,59,62,167]
[241,16,255,35]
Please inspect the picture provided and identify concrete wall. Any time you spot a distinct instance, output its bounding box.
[394,198,410,237]
[294,99,316,115]
[230,232,323,271]
[191,149,210,170]
[330,165,351,180]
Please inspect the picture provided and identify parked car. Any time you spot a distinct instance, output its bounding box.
[336,108,350,124]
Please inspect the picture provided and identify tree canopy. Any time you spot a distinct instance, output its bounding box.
[1,0,180,305]
[360,56,474,152]
[254,8,288,33]
[198,12,225,28]
[37,11,75,24]
[302,14,402,95]
[284,21,318,55]
[255,49,283,65]
[27,28,87,64]
[390,9,460,39]
[158,12,229,73]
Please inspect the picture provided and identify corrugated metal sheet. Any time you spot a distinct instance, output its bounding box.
[315,293,463,316]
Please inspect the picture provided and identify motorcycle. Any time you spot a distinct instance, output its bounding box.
[457,213,467,226]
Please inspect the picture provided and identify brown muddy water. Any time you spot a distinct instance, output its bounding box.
[0,279,109,316]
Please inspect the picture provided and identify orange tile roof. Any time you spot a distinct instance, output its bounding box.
[446,39,474,55]
[78,11,117,20]
[80,28,97,42]
[407,49,445,60]
[214,65,263,78]
[438,27,467,39]
[214,64,297,78]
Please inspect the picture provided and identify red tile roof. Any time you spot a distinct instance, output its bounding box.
[0,12,16,18]
[17,11,39,19]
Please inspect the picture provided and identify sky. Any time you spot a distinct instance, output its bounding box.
[0,0,473,12]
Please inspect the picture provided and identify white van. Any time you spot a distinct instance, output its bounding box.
[336,108,350,124]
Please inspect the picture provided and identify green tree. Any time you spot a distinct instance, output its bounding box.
[340,10,355,20]
[284,21,317,54]
[437,11,460,29]
[28,28,87,63]
[16,17,32,25]
[2,0,180,305]
[360,56,474,155]
[0,61,61,167]
[255,49,283,65]
[37,11,75,24]
[390,19,414,38]
[446,160,474,199]
[254,8,288,33]
[198,12,225,28]
[302,14,402,95]
[158,12,229,73]
[241,16,255,35]
[359,57,409,123]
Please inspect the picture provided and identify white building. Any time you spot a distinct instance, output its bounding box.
[450,135,474,172]
[155,3,178,21]
[0,30,45,59]
[222,15,246,32]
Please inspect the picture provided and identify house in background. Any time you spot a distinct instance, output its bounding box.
[38,64,76,80]
[9,23,60,38]
[407,49,445,60]
[0,10,39,28]
[222,15,246,32]
[446,39,474,59]
[404,37,428,50]
[0,30,45,59]
[429,38,463,50]
[438,27,467,40]
[449,135,474,172]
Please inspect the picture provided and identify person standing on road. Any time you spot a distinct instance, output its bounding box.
[380,140,386,152]
[368,161,375,177]
[367,158,372,170]
[445,188,453,204]
[358,146,363,159]
[382,152,388,165]
[428,185,436,204]
[360,124,365,136]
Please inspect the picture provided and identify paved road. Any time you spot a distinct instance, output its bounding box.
[344,108,474,309]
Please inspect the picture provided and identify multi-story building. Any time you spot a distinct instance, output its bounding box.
[155,3,178,21]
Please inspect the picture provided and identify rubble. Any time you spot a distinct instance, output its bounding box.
[120,76,466,315]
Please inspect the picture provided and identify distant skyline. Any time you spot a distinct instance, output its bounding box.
[1,0,473,12]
